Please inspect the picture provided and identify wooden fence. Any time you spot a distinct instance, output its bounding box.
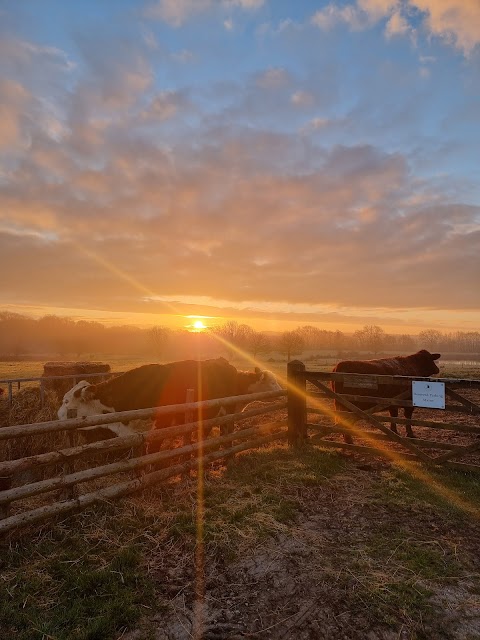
[287,360,480,472]
[4,359,480,536]
[0,371,123,408]
[0,385,287,535]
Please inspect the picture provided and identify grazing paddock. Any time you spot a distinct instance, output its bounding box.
[1,361,480,639]
[1,443,479,640]
[0,380,287,532]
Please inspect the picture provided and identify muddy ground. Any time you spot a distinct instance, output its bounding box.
[124,458,480,640]
[124,391,480,640]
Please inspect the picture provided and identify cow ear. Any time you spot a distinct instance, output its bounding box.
[81,386,96,401]
[73,388,83,399]
[431,353,441,360]
[255,367,261,374]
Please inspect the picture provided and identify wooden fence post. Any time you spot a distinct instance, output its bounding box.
[182,389,195,479]
[287,360,306,447]
[60,409,79,501]
[0,475,12,520]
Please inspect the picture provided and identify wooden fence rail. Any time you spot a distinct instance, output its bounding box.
[287,360,480,472]
[0,389,284,440]
[0,387,287,534]
[0,429,287,536]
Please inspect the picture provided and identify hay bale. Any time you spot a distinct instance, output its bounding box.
[42,361,111,398]
[0,387,69,465]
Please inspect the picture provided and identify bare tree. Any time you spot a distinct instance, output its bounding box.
[396,334,416,352]
[278,331,305,361]
[247,331,271,357]
[353,325,385,354]
[210,321,254,358]
[148,326,171,360]
[418,329,443,352]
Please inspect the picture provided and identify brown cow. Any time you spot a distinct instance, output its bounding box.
[58,358,282,449]
[332,350,441,442]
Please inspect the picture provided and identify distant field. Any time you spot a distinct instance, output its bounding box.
[0,355,479,386]
[0,356,288,383]
[0,357,156,382]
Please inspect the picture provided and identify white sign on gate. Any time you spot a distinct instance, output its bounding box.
[412,381,445,409]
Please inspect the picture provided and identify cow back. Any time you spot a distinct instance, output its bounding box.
[92,359,239,414]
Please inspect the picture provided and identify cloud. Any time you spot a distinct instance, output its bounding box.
[311,0,480,55]
[414,0,480,55]
[140,90,192,122]
[0,14,478,328]
[144,0,212,26]
[225,0,264,8]
[311,4,366,31]
[385,10,412,39]
[2,110,478,315]
[291,91,315,108]
[255,67,290,89]
[71,32,153,111]
[0,79,31,150]
[144,0,264,26]
[358,0,397,20]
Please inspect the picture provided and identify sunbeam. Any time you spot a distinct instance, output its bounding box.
[209,332,480,520]
[71,242,183,317]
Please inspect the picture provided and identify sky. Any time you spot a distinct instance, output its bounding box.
[1,0,479,335]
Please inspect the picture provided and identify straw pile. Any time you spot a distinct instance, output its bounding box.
[0,387,68,463]
[42,361,110,397]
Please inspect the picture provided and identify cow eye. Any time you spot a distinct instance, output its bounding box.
[102,410,110,414]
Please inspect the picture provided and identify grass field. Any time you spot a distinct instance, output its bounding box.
[1,446,479,639]
[1,354,480,638]
[1,354,479,383]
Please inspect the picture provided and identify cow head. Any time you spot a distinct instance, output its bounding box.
[417,350,441,376]
[57,380,115,421]
[247,368,283,394]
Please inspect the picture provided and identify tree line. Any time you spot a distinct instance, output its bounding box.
[0,312,479,361]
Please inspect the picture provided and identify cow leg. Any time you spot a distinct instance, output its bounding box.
[342,416,355,445]
[147,423,160,455]
[219,407,235,438]
[335,409,355,444]
[148,416,171,455]
[389,407,399,435]
[404,407,415,438]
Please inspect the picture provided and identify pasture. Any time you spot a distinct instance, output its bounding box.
[1,356,480,639]
[1,445,480,640]
[1,353,479,389]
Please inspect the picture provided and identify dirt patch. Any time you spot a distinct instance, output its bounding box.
[123,452,480,640]
[120,393,480,640]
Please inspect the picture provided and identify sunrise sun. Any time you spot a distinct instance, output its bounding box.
[184,315,212,332]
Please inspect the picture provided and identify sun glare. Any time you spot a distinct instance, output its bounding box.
[193,320,207,331]
[185,315,212,332]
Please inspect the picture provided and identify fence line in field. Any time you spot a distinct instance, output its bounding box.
[0,371,124,408]
[286,360,480,473]
[0,388,287,534]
